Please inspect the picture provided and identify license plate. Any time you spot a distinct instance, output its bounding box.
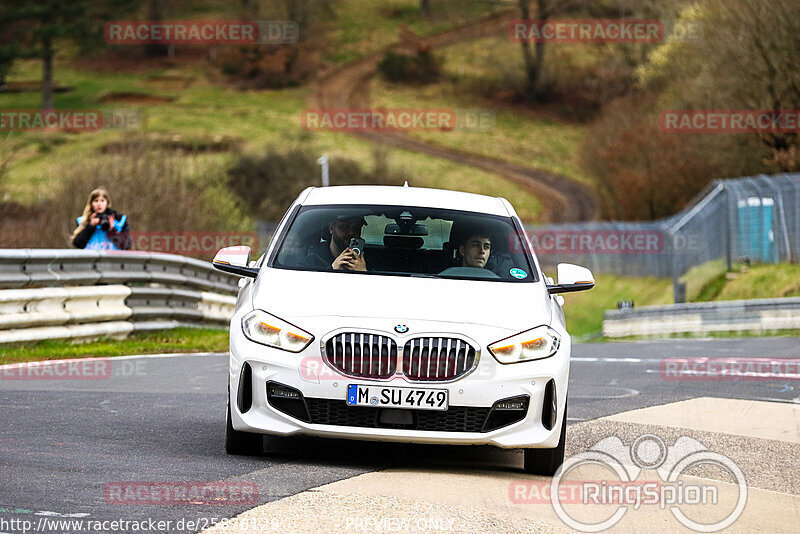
[346,384,448,411]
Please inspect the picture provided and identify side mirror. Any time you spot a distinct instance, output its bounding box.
[547,263,595,294]
[212,246,259,279]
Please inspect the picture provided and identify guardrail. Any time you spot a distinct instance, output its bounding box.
[0,249,238,293]
[0,249,240,345]
[603,297,800,337]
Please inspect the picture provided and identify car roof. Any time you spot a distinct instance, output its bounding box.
[300,185,512,217]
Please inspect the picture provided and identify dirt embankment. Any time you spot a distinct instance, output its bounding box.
[309,11,598,223]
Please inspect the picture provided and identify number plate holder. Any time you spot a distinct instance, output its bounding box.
[346,384,449,411]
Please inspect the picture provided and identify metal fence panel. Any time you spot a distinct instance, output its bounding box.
[525,173,800,287]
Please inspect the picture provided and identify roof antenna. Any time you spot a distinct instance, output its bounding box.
[403,180,409,187]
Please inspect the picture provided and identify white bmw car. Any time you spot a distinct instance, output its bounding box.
[213,185,594,475]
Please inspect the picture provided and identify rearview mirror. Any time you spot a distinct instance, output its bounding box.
[384,223,428,236]
[212,246,259,278]
[546,263,595,294]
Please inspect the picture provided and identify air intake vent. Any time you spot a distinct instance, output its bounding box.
[237,362,252,414]
[541,379,557,430]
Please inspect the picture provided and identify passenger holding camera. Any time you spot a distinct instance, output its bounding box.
[71,188,131,250]
[302,214,368,271]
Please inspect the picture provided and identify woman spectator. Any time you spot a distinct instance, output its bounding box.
[71,188,131,250]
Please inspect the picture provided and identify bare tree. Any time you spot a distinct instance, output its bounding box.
[640,0,800,170]
[516,0,588,102]
[421,0,431,18]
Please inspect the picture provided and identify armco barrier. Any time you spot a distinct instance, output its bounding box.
[0,249,239,344]
[0,249,238,293]
[0,285,131,330]
[603,297,800,337]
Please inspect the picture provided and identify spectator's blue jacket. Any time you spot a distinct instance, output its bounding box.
[72,209,129,250]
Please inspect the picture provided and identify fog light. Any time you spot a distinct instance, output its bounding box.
[268,386,300,399]
[266,381,310,423]
[482,395,530,432]
[494,400,526,410]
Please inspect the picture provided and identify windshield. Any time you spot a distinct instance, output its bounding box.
[270,204,537,282]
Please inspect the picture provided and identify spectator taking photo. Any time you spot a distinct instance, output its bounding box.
[71,187,131,250]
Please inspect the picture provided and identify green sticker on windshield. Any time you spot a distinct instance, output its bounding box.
[510,268,527,279]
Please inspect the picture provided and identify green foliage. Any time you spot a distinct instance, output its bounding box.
[378,49,441,85]
[563,262,800,339]
[699,264,800,301]
[579,95,767,220]
[637,0,800,171]
[227,147,404,220]
[561,274,673,338]
[0,139,252,248]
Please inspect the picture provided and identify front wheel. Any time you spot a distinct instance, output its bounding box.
[523,400,567,476]
[225,399,263,455]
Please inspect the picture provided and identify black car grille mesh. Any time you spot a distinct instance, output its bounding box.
[304,398,492,432]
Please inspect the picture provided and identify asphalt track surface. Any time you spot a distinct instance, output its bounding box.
[1,337,798,533]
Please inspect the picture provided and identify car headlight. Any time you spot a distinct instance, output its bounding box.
[488,326,560,364]
[241,310,314,353]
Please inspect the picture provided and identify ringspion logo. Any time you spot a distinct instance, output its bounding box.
[547,434,747,531]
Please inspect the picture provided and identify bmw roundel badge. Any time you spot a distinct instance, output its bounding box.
[394,324,409,333]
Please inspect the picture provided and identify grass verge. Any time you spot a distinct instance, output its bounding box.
[694,263,800,301]
[3,60,543,220]
[568,263,800,341]
[370,36,593,186]
[0,327,228,365]
[561,274,673,339]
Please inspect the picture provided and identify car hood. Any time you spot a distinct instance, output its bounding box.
[250,267,552,331]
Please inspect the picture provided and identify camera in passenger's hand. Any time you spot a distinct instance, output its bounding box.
[97,213,110,231]
[348,237,365,256]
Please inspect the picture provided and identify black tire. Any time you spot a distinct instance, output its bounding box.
[523,400,567,476]
[225,399,263,455]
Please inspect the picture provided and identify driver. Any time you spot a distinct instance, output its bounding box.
[459,231,492,269]
[302,215,368,271]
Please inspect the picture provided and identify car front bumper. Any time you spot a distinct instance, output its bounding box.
[228,316,570,449]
